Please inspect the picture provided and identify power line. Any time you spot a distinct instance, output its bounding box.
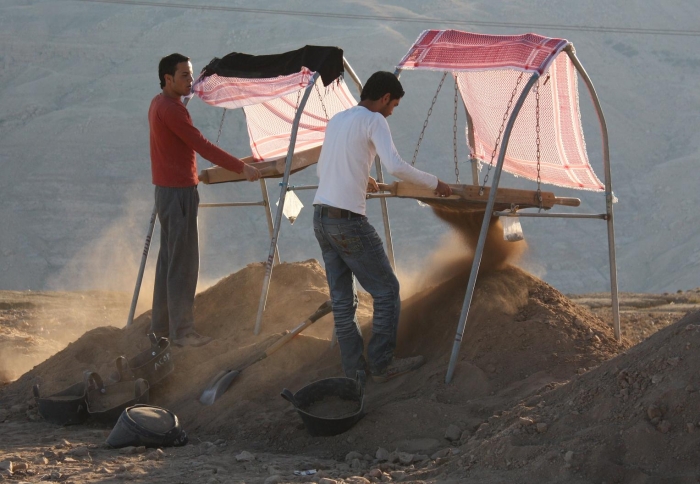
[74,0,700,38]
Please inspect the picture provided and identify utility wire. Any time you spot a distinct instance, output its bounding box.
[73,0,700,38]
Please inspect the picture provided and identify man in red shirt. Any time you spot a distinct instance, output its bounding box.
[149,53,260,347]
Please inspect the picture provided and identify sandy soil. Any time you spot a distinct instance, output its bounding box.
[2,213,700,483]
[2,257,699,483]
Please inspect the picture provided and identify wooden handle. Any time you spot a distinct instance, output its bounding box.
[264,301,333,356]
[258,166,280,178]
[553,197,581,207]
[376,182,398,195]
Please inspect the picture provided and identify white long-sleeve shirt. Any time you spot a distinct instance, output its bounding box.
[313,106,438,215]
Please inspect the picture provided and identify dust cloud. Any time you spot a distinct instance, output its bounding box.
[399,207,527,298]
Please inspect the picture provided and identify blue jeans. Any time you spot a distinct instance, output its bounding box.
[313,205,400,377]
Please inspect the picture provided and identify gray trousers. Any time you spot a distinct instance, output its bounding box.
[151,185,199,339]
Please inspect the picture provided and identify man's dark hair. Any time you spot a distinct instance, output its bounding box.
[158,53,190,89]
[360,71,405,101]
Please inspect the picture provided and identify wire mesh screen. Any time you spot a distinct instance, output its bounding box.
[456,54,603,190]
[398,29,604,191]
[243,77,357,161]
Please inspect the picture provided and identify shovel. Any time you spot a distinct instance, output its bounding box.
[199,300,333,405]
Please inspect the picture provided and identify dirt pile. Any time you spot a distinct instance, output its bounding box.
[1,253,624,461]
[416,309,700,483]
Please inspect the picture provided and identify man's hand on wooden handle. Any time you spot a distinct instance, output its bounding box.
[243,164,261,182]
[434,179,452,197]
[367,176,379,193]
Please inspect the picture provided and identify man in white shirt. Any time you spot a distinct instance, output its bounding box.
[313,71,452,383]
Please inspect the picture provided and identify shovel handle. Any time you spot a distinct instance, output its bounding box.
[264,300,332,356]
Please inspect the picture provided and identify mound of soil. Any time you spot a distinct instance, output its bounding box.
[417,310,700,483]
[0,257,624,462]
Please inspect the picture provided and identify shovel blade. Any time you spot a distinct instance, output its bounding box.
[199,370,241,406]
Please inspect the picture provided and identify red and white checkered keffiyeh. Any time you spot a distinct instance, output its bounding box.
[192,68,357,161]
[398,30,603,191]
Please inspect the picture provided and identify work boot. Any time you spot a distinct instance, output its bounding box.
[173,331,213,348]
[372,355,425,383]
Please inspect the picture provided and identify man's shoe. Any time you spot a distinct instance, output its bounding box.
[172,331,213,348]
[372,355,425,383]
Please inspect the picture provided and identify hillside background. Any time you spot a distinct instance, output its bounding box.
[1,0,699,303]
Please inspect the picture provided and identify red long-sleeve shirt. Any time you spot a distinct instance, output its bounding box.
[149,94,244,187]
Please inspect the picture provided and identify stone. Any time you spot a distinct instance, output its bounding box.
[686,423,695,433]
[414,454,429,462]
[375,448,390,461]
[13,462,27,471]
[459,430,470,442]
[657,420,672,433]
[368,468,382,478]
[387,451,400,464]
[647,405,663,420]
[351,458,363,471]
[145,449,165,461]
[518,417,534,427]
[264,476,283,484]
[119,446,137,455]
[444,424,462,442]
[345,451,363,463]
[68,447,89,457]
[536,423,548,434]
[0,461,12,473]
[564,451,574,462]
[430,448,451,460]
[397,452,414,465]
[32,456,49,465]
[318,479,338,484]
[390,470,406,481]
[0,409,9,422]
[235,451,255,462]
[345,477,370,484]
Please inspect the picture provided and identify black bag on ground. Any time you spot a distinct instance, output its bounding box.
[106,404,188,448]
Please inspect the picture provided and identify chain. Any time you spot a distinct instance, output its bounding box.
[314,81,330,121]
[453,76,460,183]
[215,108,227,145]
[411,71,448,167]
[535,78,543,211]
[480,71,524,195]
[294,88,302,112]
